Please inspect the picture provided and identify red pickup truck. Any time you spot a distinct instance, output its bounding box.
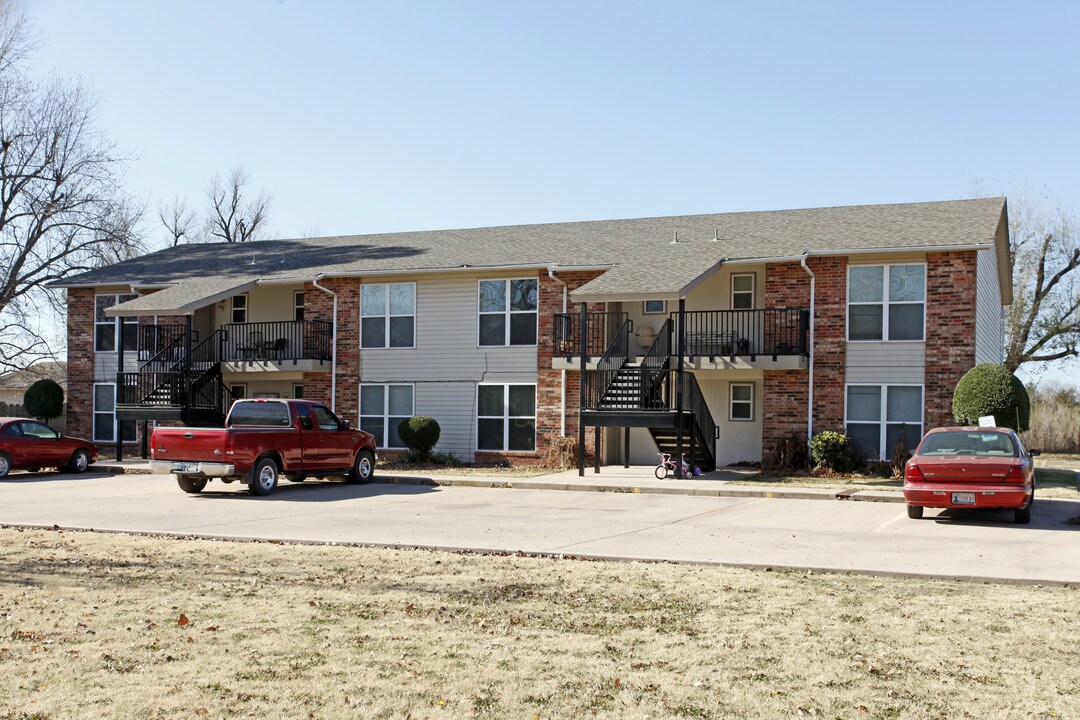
[149,399,377,496]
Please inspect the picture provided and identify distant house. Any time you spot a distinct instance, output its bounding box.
[50,198,1010,469]
[0,361,68,407]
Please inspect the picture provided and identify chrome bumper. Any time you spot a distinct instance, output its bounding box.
[149,460,236,476]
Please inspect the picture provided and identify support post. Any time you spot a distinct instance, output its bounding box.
[594,426,601,474]
[674,298,685,478]
[184,315,193,424]
[623,427,630,469]
[141,420,148,459]
[578,302,587,477]
[116,320,125,462]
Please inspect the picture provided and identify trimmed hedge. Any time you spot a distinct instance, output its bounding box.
[23,379,64,423]
[952,364,1030,431]
[808,430,856,472]
[397,416,441,461]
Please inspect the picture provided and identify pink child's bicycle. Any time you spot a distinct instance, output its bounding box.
[655,452,694,479]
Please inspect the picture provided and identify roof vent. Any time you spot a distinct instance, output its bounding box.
[671,231,679,244]
[713,229,720,242]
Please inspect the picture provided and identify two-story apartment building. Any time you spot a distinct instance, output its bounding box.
[52,198,1011,470]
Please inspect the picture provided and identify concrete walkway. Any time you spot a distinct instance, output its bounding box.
[93,459,905,503]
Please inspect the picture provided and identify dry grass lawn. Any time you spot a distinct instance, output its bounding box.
[2,528,1079,720]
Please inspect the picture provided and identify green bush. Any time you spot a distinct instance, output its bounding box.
[952,364,1030,431]
[23,378,64,423]
[808,430,856,472]
[397,416,441,461]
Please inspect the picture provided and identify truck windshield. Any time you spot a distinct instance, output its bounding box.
[228,402,292,428]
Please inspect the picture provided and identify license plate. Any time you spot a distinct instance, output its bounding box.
[952,492,976,505]
[173,463,198,473]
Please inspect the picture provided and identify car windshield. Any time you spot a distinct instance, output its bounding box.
[920,431,1017,457]
[228,402,291,427]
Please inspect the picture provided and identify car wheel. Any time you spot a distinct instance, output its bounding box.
[249,457,279,496]
[67,449,91,474]
[177,475,208,494]
[0,452,10,479]
[906,504,923,519]
[349,449,375,484]
[1014,494,1033,525]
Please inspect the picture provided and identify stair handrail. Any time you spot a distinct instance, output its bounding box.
[638,319,671,408]
[141,330,194,373]
[682,372,717,469]
[584,318,633,409]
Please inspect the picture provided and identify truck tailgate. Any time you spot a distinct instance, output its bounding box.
[152,427,229,460]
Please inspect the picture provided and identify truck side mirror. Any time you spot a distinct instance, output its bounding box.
[340,419,350,430]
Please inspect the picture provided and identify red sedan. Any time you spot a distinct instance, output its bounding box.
[0,418,99,478]
[903,426,1038,524]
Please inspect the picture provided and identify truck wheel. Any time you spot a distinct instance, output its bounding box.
[250,458,279,496]
[349,449,375,484]
[177,475,208,494]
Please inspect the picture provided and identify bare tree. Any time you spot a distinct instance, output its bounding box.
[205,165,269,243]
[158,197,195,247]
[0,3,143,373]
[1002,193,1080,373]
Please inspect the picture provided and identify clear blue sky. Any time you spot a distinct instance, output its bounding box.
[25,0,1080,383]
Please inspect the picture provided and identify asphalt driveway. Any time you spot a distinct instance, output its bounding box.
[3,470,1080,584]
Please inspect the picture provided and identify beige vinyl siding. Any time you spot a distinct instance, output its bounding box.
[358,272,538,381]
[974,248,1004,365]
[846,342,925,384]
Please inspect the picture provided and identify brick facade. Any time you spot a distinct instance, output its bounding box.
[302,279,361,425]
[66,289,95,443]
[924,251,978,429]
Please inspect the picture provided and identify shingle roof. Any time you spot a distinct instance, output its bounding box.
[51,197,1008,313]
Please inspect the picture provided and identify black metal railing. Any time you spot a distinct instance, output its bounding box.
[139,328,195,373]
[552,312,628,359]
[581,319,634,409]
[674,308,809,357]
[137,324,187,362]
[221,320,332,362]
[117,371,183,407]
[682,373,717,464]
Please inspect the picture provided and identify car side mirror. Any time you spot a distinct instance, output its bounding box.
[1029,449,1041,457]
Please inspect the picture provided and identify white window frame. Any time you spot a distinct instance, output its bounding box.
[359,383,415,450]
[731,273,756,310]
[229,384,247,399]
[477,278,539,347]
[94,294,138,353]
[360,282,416,349]
[643,300,666,315]
[847,263,926,342]
[729,382,754,421]
[92,382,135,444]
[231,294,248,323]
[476,383,537,452]
[292,383,304,399]
[294,291,305,322]
[844,383,924,460]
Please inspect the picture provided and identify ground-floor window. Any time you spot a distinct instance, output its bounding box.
[292,384,304,399]
[359,384,414,449]
[845,384,923,459]
[477,384,536,452]
[729,382,754,421]
[93,383,135,443]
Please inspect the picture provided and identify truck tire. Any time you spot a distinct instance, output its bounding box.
[250,457,279,496]
[349,449,375,484]
[178,475,208,494]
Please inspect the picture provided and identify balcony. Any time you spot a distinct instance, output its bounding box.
[221,320,332,370]
[551,308,809,370]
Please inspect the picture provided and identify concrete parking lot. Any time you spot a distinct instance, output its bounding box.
[3,469,1080,584]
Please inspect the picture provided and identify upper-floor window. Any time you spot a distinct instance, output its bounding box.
[731,274,755,309]
[479,278,537,346]
[95,294,137,352]
[231,294,248,323]
[294,291,305,321]
[361,283,415,348]
[848,264,925,341]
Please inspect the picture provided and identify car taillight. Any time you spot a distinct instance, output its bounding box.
[1005,466,1026,483]
[905,463,925,482]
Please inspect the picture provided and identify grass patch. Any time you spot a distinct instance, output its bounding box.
[1,528,1079,719]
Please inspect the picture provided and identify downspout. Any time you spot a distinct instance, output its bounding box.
[547,265,568,437]
[312,274,338,412]
[800,255,815,442]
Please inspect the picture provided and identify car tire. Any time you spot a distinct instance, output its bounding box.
[349,449,375,484]
[1014,494,1033,525]
[67,449,91,474]
[249,457,279,496]
[177,475,208,494]
[906,504,923,519]
[0,452,10,479]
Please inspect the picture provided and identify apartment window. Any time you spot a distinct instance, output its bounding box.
[731,274,755,310]
[232,294,248,323]
[846,385,923,459]
[229,384,247,400]
[92,383,136,443]
[361,283,415,348]
[94,294,137,352]
[848,264,925,341]
[477,384,536,452]
[643,300,666,314]
[478,279,538,346]
[360,384,414,449]
[292,383,304,399]
[729,383,754,421]
[294,291,305,321]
